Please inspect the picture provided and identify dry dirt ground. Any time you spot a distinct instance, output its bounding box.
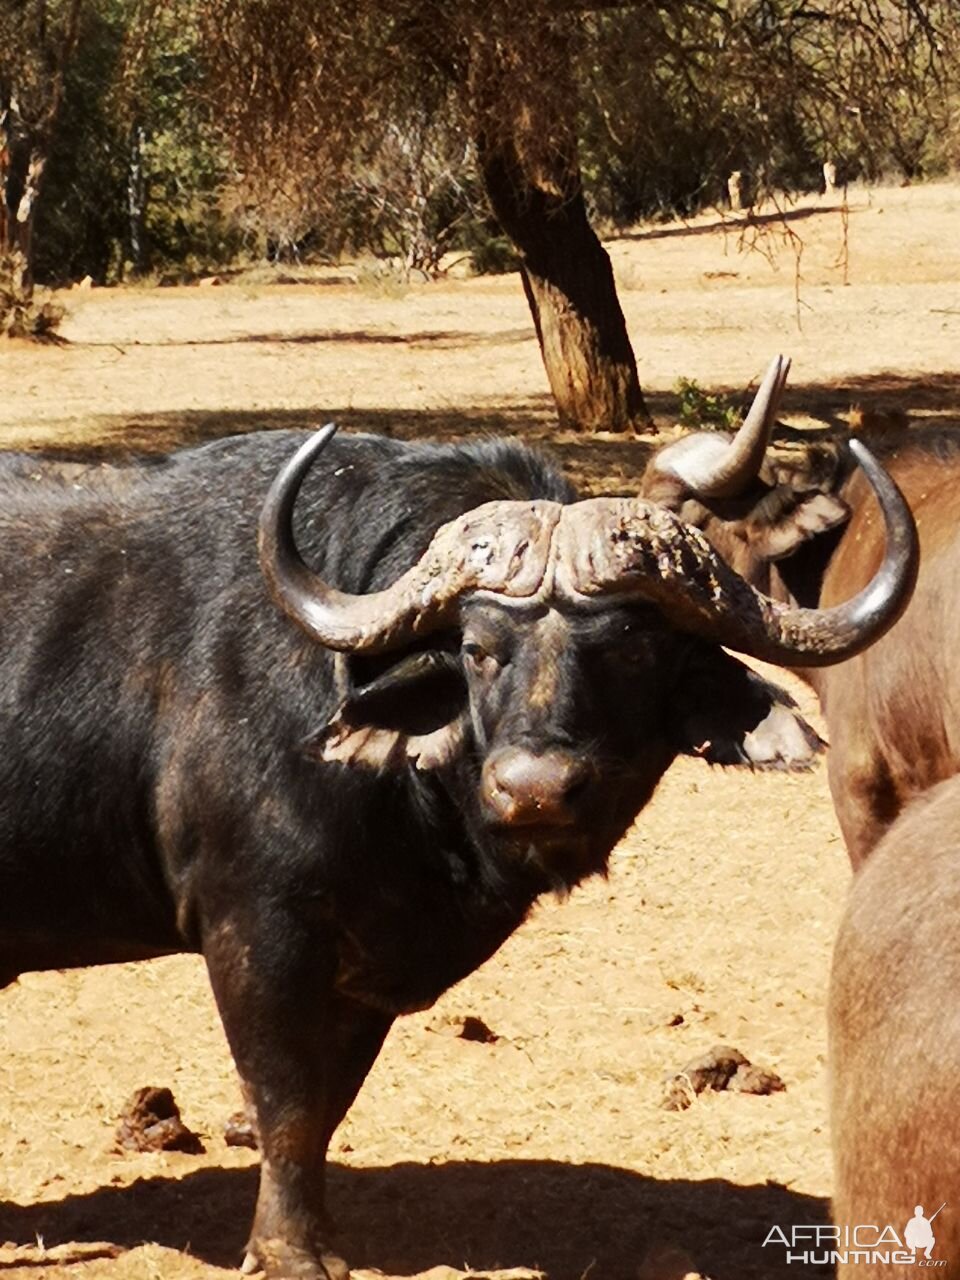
[1,181,959,1280]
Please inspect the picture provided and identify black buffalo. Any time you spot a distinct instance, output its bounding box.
[0,384,914,1277]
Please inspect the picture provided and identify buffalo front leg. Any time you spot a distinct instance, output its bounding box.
[245,996,392,1280]
[203,918,392,1279]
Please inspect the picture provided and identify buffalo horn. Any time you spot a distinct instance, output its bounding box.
[652,354,790,499]
[750,437,918,665]
[554,438,916,667]
[724,437,917,664]
[260,425,917,668]
[258,425,561,653]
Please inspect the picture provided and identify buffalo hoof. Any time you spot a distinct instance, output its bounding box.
[242,1241,350,1280]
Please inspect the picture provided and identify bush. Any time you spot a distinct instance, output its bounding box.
[674,377,741,432]
[460,219,519,275]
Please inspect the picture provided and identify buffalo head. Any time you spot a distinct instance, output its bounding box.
[257,379,916,889]
[639,356,918,620]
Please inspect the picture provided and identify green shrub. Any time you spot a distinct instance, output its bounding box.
[459,219,519,275]
[674,377,741,432]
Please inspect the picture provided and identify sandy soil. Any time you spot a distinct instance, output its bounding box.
[1,180,958,1280]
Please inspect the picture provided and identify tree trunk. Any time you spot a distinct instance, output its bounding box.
[12,148,46,292]
[482,146,648,432]
[470,18,649,433]
[0,0,83,299]
[1,139,47,305]
[1,104,36,312]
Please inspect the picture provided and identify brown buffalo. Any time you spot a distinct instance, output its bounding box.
[642,356,949,865]
[645,360,957,1277]
[829,773,960,1276]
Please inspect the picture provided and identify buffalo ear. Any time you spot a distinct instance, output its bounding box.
[313,712,466,771]
[743,489,848,562]
[674,647,824,770]
[303,651,467,771]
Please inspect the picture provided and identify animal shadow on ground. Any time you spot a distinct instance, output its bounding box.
[0,1159,830,1279]
[75,327,535,350]
[8,369,960,482]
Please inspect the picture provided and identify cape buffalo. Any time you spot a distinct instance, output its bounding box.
[0,373,915,1278]
[641,355,933,865]
[829,774,960,1277]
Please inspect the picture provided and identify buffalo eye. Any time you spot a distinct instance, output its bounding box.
[609,638,652,667]
[462,641,504,679]
[605,623,659,668]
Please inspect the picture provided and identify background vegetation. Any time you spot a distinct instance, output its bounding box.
[3,1,958,423]
[5,0,957,289]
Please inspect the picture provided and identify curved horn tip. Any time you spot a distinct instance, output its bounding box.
[258,419,458,656]
[847,436,880,471]
[848,437,913,525]
[260,423,339,525]
[302,421,339,457]
[664,352,792,499]
[773,353,791,390]
[748,352,791,412]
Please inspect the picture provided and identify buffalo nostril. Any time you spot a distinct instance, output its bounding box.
[563,770,591,805]
[482,749,593,827]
